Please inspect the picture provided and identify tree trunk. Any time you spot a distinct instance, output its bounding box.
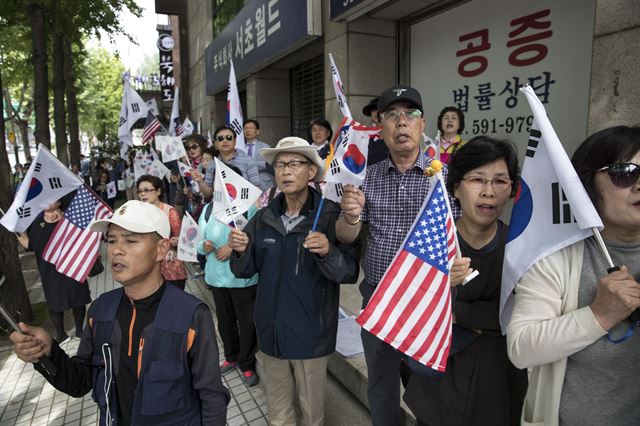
[64,37,80,168]
[18,120,31,162]
[0,65,34,326]
[29,2,51,149]
[52,31,68,166]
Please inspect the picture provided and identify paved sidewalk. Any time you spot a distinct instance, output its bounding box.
[0,251,268,425]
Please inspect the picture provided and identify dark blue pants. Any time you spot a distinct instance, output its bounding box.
[360,280,402,426]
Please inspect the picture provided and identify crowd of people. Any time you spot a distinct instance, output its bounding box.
[8,83,640,426]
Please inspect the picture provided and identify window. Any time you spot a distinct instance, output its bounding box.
[290,56,324,139]
[212,0,245,36]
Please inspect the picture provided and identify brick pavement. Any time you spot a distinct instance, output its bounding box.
[0,249,269,426]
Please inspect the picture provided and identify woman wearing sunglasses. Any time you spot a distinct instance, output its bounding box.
[507,125,640,426]
[213,126,262,189]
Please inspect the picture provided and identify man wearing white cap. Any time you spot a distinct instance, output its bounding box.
[228,137,359,426]
[10,200,230,425]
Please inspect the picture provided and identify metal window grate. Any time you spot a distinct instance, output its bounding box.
[290,55,324,139]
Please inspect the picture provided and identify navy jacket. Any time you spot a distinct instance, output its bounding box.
[36,284,230,425]
[230,187,359,359]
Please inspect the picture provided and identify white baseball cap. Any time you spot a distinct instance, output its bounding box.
[90,200,170,238]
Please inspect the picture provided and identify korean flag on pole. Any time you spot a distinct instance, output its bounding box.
[227,60,246,152]
[0,145,83,232]
[178,161,200,193]
[329,53,352,119]
[213,158,261,225]
[324,118,379,203]
[106,181,117,199]
[499,85,603,333]
[168,86,181,136]
[118,79,149,139]
[160,136,188,163]
[147,159,172,180]
[177,212,203,262]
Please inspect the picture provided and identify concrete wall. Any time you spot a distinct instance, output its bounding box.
[246,69,291,146]
[588,0,640,134]
[186,0,214,134]
[323,0,397,127]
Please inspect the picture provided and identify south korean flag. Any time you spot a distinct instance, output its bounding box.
[0,145,83,232]
[118,79,149,139]
[212,158,261,226]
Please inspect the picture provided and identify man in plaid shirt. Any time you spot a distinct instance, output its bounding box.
[336,84,464,426]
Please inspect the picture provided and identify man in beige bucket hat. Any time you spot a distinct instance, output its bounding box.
[229,136,359,426]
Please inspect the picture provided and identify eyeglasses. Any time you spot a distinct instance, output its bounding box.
[272,160,310,171]
[137,188,156,194]
[216,135,234,142]
[461,176,512,191]
[379,109,422,123]
[185,145,200,150]
[597,162,640,188]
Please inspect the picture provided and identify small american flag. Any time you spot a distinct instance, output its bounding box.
[42,185,112,283]
[356,178,457,372]
[141,111,161,145]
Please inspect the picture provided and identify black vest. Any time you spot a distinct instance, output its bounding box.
[90,284,203,425]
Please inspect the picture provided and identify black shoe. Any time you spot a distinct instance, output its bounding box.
[242,370,260,387]
[220,360,238,375]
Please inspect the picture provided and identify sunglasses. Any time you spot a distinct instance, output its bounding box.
[216,135,234,142]
[185,145,200,150]
[597,162,640,188]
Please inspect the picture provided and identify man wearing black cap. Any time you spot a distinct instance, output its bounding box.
[337,85,462,425]
[362,96,389,166]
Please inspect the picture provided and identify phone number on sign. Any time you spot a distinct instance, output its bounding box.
[469,115,534,135]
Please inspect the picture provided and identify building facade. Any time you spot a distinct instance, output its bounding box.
[158,0,639,154]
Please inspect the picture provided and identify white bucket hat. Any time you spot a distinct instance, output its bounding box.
[260,136,325,181]
[90,200,170,238]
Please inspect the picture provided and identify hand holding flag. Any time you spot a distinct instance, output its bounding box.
[0,145,83,233]
[42,185,112,283]
[356,178,457,372]
[213,158,261,225]
[323,118,379,204]
[499,85,604,332]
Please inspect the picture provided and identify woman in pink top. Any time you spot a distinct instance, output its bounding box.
[136,175,188,289]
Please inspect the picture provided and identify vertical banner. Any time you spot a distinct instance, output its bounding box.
[157,27,176,102]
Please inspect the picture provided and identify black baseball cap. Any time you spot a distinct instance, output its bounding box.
[377,85,423,114]
[362,97,379,116]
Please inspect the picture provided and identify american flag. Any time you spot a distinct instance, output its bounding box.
[42,185,112,283]
[141,111,161,145]
[356,178,457,372]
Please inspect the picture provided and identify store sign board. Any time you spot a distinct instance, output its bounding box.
[206,0,320,94]
[330,0,367,20]
[411,0,595,156]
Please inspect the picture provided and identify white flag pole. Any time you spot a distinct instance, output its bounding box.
[432,162,479,284]
[592,228,616,270]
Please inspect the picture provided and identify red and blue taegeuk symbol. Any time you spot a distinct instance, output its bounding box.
[185,226,199,241]
[225,183,237,201]
[25,178,43,202]
[506,178,533,242]
[342,145,366,174]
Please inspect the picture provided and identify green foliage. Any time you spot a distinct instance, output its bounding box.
[77,46,125,141]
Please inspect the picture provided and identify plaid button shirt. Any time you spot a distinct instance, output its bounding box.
[360,150,461,286]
